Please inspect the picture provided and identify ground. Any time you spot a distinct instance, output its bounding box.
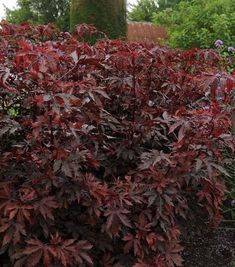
[182,220,235,267]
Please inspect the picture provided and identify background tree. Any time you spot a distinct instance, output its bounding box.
[128,0,158,22]
[5,0,70,31]
[152,0,235,48]
[5,0,38,25]
[70,0,127,39]
[128,0,180,22]
[31,0,71,31]
[157,0,181,11]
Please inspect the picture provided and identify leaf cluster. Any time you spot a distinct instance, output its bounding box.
[0,22,234,267]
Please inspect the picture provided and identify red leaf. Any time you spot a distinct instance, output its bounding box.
[79,252,93,265]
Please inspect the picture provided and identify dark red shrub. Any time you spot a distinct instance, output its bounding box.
[0,22,234,267]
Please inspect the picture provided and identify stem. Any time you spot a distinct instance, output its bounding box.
[130,54,137,147]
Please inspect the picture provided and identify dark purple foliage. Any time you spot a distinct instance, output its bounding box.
[0,22,234,267]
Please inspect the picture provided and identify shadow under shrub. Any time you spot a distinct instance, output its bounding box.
[0,22,234,267]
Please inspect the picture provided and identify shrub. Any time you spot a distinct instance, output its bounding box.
[0,22,234,267]
[214,40,235,75]
[153,0,235,49]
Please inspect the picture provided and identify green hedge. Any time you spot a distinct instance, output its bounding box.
[153,0,235,49]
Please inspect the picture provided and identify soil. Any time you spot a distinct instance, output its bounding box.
[181,220,235,267]
[115,217,235,267]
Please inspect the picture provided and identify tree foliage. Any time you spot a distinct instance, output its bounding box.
[128,0,180,22]
[153,0,235,48]
[128,0,158,22]
[4,0,38,25]
[30,0,71,31]
[70,0,127,39]
[157,0,181,11]
[4,0,71,31]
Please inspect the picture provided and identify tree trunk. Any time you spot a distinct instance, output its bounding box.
[70,0,127,39]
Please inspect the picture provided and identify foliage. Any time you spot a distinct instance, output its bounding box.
[30,0,71,31]
[128,0,158,22]
[157,0,181,11]
[4,0,39,25]
[70,0,127,39]
[0,22,235,267]
[128,0,180,22]
[214,40,235,75]
[153,0,235,49]
[4,0,71,31]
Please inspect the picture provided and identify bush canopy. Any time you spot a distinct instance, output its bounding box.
[0,22,234,266]
[153,0,235,48]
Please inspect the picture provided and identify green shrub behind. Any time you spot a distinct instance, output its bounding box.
[153,0,235,49]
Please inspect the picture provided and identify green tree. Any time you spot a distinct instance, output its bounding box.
[31,0,71,31]
[5,0,38,25]
[157,0,181,11]
[5,0,70,31]
[70,0,127,39]
[128,0,158,22]
[128,0,181,22]
[153,0,235,48]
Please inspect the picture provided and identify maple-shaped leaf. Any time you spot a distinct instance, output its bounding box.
[166,225,181,241]
[165,242,183,267]
[123,233,142,257]
[74,240,93,265]
[4,201,33,224]
[33,196,58,220]
[14,239,49,267]
[0,222,26,247]
[139,150,171,170]
[104,207,132,231]
[84,173,109,204]
[14,235,93,267]
[0,118,21,138]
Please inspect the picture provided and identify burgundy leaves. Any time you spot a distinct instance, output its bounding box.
[14,234,92,267]
[0,22,234,267]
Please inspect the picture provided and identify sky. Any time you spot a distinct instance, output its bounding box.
[0,0,16,19]
[0,0,138,19]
